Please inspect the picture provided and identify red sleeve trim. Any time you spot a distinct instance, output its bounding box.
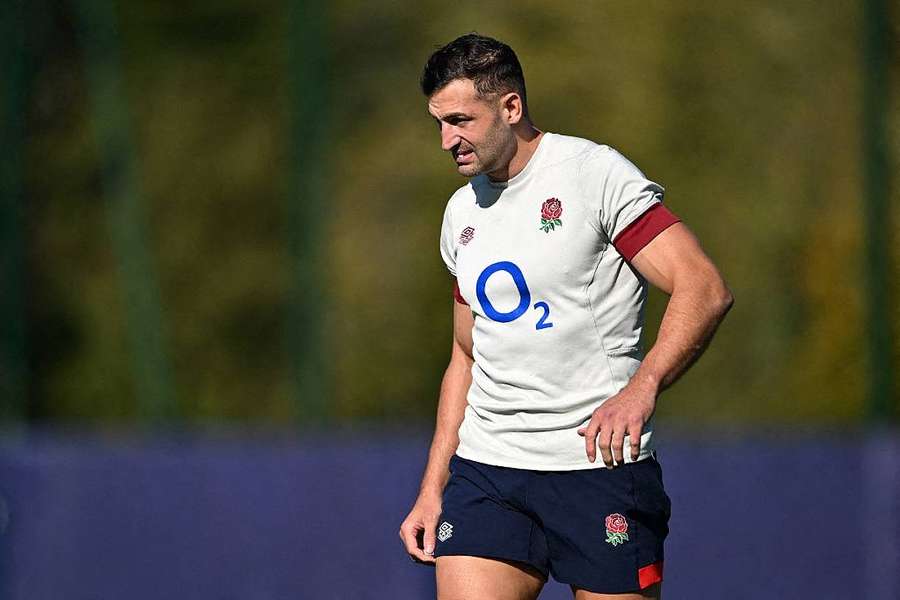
[453,280,469,305]
[612,204,680,262]
[638,560,664,589]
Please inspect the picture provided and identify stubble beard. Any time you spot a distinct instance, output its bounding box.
[458,117,514,179]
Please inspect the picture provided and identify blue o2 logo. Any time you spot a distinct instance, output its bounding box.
[475,262,531,322]
[475,261,553,330]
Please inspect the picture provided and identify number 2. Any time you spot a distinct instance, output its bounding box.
[533,302,553,330]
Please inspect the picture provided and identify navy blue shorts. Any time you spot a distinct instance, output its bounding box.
[433,454,671,594]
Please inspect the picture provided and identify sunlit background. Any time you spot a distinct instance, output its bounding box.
[1,1,897,598]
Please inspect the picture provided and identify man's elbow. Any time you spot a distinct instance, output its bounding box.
[688,262,733,318]
[672,263,733,317]
[710,276,734,318]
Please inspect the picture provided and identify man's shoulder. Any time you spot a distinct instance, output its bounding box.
[548,132,605,152]
[549,133,646,181]
[543,132,616,170]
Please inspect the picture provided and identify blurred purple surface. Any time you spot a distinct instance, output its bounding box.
[0,429,897,599]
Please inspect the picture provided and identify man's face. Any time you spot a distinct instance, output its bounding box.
[427,78,516,178]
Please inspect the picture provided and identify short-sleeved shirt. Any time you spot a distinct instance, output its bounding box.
[439,132,679,470]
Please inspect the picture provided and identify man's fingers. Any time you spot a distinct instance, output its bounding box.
[399,521,421,555]
[629,422,643,461]
[422,515,438,556]
[598,426,614,468]
[417,524,437,564]
[611,428,625,466]
[400,521,431,563]
[583,416,601,462]
[410,554,435,565]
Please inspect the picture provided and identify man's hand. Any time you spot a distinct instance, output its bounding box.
[399,491,443,564]
[578,380,657,467]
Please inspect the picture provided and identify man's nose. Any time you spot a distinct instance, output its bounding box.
[440,123,459,151]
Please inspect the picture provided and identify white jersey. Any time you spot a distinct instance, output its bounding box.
[439,132,679,470]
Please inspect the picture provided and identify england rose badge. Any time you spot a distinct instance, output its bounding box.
[539,198,562,233]
[604,513,629,546]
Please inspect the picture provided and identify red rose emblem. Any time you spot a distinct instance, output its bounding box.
[605,513,628,534]
[541,198,562,220]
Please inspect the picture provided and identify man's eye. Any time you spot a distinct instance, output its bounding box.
[434,117,469,129]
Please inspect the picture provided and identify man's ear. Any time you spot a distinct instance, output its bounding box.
[500,92,524,125]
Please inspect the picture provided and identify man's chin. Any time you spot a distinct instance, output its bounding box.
[456,164,480,177]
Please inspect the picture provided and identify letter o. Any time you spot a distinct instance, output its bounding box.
[475,261,531,322]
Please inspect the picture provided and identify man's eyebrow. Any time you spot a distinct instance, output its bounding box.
[430,111,472,121]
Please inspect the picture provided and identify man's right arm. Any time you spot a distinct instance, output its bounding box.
[399,296,474,564]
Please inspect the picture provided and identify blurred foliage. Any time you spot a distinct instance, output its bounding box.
[15,1,900,425]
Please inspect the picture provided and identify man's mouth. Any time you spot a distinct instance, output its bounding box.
[455,147,474,164]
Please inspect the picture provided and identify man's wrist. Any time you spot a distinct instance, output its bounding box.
[418,470,449,499]
[417,484,444,502]
[628,368,662,397]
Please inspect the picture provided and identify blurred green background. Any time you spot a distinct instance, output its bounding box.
[3,1,897,426]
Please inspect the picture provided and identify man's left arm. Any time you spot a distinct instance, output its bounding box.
[579,221,734,467]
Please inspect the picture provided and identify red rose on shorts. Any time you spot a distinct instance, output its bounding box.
[541,198,562,220]
[605,513,628,534]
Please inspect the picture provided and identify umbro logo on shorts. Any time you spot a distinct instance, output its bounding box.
[437,521,454,542]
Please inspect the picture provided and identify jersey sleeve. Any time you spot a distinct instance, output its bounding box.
[443,211,470,305]
[453,280,469,305]
[582,147,670,249]
[612,203,680,261]
[438,201,458,277]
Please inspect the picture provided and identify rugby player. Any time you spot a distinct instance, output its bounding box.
[400,33,733,600]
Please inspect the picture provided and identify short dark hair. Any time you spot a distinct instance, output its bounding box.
[421,33,527,105]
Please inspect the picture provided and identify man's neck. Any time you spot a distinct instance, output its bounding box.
[487,125,543,182]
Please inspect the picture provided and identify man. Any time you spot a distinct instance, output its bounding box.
[399,34,733,600]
